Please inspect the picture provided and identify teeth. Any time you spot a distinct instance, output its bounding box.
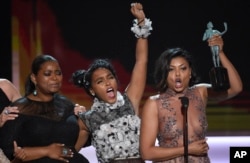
[107,88,113,92]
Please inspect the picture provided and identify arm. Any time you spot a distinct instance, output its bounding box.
[207,35,243,100]
[140,97,183,161]
[13,141,72,162]
[75,118,90,151]
[0,79,21,102]
[140,97,209,161]
[126,3,149,115]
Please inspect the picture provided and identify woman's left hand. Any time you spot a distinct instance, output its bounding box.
[0,106,19,127]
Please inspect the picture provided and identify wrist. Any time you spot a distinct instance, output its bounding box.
[137,19,145,26]
[131,18,153,38]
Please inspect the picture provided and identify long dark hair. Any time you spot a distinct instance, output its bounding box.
[25,55,58,96]
[71,58,118,97]
[154,47,200,92]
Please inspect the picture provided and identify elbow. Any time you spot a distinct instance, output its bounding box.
[234,82,243,95]
[228,82,243,99]
[140,151,151,161]
[140,147,153,161]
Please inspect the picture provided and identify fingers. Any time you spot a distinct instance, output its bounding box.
[0,106,19,126]
[208,35,223,45]
[48,143,73,162]
[74,104,86,116]
[199,139,209,154]
[131,2,143,10]
[208,35,224,51]
[60,145,73,162]
[189,139,209,155]
[3,106,19,114]
[130,2,145,20]
[61,146,73,157]
[13,141,26,160]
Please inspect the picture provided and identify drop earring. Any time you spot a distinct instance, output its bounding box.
[90,91,95,96]
[33,90,37,96]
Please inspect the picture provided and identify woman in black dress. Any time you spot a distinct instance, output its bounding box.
[0,55,89,163]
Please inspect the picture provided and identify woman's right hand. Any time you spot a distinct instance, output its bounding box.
[74,104,86,116]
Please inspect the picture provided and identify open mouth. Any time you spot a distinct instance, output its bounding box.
[175,78,182,88]
[107,88,115,98]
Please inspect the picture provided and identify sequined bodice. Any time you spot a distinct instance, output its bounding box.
[155,88,210,163]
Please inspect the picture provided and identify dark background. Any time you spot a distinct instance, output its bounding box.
[1,0,250,91]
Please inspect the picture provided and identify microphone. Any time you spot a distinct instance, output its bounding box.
[179,96,189,114]
[179,96,189,163]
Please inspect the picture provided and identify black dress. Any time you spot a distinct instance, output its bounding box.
[0,88,11,112]
[0,88,11,163]
[0,94,89,163]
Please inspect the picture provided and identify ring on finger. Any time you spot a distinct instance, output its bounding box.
[62,147,68,156]
[4,109,9,115]
[78,111,83,115]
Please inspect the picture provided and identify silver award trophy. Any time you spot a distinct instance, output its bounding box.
[202,21,230,91]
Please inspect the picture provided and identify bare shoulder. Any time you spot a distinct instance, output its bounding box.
[149,94,160,100]
[0,78,12,88]
[191,83,212,89]
[0,78,21,101]
[143,94,160,109]
[191,83,210,101]
[0,79,16,89]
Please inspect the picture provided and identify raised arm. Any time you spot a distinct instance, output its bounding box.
[126,3,152,115]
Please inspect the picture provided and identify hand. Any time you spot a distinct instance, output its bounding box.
[208,35,224,53]
[130,2,145,22]
[13,141,73,162]
[0,106,19,127]
[188,139,209,156]
[47,143,73,162]
[74,104,86,116]
[13,141,26,161]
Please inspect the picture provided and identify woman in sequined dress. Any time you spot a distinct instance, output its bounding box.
[140,35,242,162]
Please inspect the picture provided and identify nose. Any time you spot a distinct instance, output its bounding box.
[175,69,180,76]
[105,79,111,86]
[51,73,58,80]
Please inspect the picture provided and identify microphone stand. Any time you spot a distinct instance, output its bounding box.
[179,97,189,163]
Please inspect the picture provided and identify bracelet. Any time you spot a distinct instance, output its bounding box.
[137,19,144,25]
[131,18,153,38]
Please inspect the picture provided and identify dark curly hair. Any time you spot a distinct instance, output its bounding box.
[71,59,118,97]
